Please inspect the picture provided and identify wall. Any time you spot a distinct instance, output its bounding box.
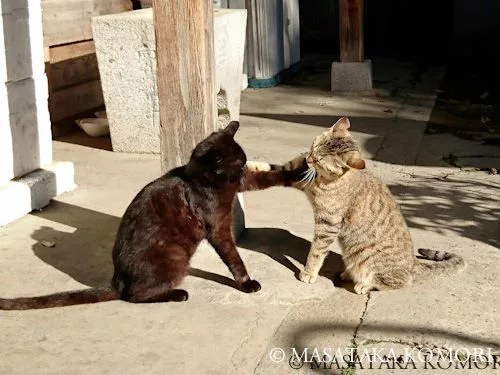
[451,0,500,59]
[41,0,132,134]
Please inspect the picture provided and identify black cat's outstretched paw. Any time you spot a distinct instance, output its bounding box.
[240,279,262,293]
[166,289,189,302]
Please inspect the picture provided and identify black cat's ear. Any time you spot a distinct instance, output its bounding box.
[224,121,239,137]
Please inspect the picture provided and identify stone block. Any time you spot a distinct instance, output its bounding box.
[214,9,247,127]
[331,60,373,92]
[92,8,247,153]
[0,75,52,185]
[0,3,45,83]
[92,10,157,153]
[0,161,76,226]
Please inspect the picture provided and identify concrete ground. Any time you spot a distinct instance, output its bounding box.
[1,59,499,375]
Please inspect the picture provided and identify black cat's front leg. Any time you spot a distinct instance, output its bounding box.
[239,159,308,192]
[207,227,261,293]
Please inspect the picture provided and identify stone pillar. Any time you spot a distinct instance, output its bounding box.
[0,0,75,226]
[229,0,300,88]
[331,0,373,93]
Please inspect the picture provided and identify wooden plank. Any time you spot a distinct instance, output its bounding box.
[49,79,104,122]
[42,0,132,47]
[153,0,217,173]
[50,53,100,91]
[339,0,363,62]
[49,40,95,63]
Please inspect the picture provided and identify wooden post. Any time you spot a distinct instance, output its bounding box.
[339,0,364,63]
[152,0,217,173]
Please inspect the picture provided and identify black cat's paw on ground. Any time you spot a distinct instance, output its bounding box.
[240,279,262,293]
[167,289,189,302]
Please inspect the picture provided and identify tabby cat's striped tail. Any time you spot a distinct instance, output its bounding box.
[412,248,466,283]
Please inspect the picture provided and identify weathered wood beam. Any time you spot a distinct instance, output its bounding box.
[153,0,217,173]
[339,0,364,62]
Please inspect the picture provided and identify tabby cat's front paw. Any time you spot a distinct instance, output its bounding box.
[354,283,373,295]
[299,270,318,283]
[240,279,262,293]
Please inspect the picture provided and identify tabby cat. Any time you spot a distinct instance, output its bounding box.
[0,121,305,309]
[247,117,466,294]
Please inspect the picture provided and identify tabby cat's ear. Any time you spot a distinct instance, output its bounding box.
[331,117,351,132]
[348,159,366,169]
[224,121,240,137]
[346,152,366,169]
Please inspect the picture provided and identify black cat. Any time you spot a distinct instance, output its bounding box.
[0,121,306,309]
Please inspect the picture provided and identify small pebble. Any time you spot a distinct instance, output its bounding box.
[488,168,497,175]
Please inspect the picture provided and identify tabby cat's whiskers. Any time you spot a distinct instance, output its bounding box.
[299,167,317,188]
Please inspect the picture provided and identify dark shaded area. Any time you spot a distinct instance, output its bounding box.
[429,30,500,138]
[30,201,120,287]
[428,0,500,141]
[188,268,239,290]
[55,124,113,151]
[131,0,142,10]
[28,201,266,291]
[52,104,112,151]
[238,227,352,291]
[300,0,499,140]
[299,0,455,64]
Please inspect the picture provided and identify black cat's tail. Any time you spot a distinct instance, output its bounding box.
[0,288,120,310]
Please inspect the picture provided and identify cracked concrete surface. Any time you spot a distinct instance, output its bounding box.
[1,59,499,374]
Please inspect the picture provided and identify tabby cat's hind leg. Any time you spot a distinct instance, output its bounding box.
[349,266,375,295]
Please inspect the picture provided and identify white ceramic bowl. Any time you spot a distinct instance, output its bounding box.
[75,118,110,137]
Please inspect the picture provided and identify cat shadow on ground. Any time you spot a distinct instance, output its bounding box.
[29,201,246,291]
[237,227,354,292]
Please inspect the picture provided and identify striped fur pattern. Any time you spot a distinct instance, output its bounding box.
[247,117,466,294]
